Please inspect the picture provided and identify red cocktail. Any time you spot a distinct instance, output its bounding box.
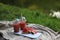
[20,21,26,30]
[13,22,20,32]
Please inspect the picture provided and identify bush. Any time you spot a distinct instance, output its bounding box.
[0,3,60,32]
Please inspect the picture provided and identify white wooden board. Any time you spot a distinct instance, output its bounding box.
[15,30,42,39]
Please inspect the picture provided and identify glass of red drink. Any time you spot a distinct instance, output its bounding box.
[20,21,26,30]
[13,22,20,32]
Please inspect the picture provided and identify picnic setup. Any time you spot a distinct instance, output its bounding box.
[0,14,58,40]
[12,15,42,39]
[0,0,60,40]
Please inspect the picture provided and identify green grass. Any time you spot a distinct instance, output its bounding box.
[0,3,60,32]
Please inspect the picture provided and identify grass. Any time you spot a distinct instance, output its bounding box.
[0,3,60,32]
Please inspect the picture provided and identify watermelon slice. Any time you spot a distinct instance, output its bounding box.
[22,27,38,34]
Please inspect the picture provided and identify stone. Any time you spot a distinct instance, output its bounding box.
[0,21,60,40]
[0,23,5,27]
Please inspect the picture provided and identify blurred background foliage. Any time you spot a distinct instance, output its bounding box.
[0,0,60,10]
[0,0,60,32]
